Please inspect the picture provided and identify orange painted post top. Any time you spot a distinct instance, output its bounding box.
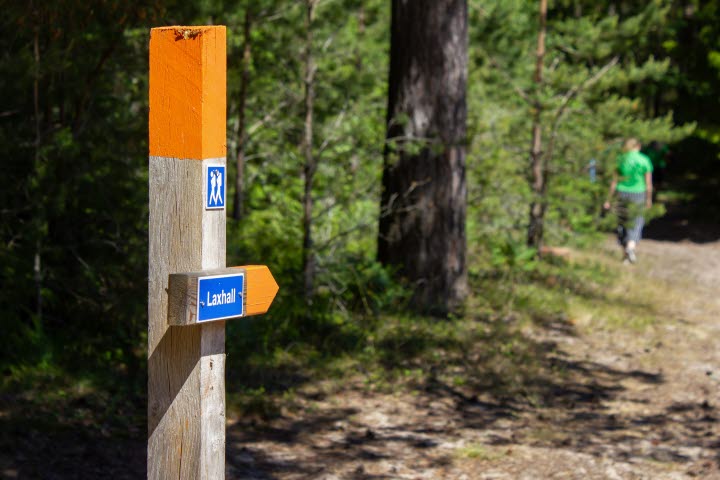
[240,265,280,316]
[149,26,226,160]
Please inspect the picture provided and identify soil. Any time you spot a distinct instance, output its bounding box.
[227,226,720,479]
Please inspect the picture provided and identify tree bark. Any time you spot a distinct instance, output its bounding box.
[378,0,468,316]
[355,2,365,70]
[527,0,548,250]
[33,28,43,321]
[233,7,252,221]
[302,0,318,303]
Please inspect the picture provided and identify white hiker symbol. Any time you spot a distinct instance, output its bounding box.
[210,170,218,205]
[213,170,223,206]
[206,167,225,209]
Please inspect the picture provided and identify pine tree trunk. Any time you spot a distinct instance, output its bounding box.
[33,29,43,321]
[233,7,252,221]
[302,0,317,303]
[355,2,365,70]
[527,0,548,250]
[378,0,468,316]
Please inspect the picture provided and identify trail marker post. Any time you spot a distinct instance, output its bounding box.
[148,26,278,479]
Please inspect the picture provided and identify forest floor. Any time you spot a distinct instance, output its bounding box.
[226,218,720,479]
[2,195,720,479]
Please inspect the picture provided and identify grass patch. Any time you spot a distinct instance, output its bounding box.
[0,363,144,441]
[568,243,685,332]
[455,442,506,461]
[225,239,679,415]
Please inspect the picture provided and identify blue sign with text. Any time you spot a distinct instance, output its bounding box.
[197,273,244,322]
[206,165,226,209]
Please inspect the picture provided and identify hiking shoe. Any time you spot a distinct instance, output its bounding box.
[626,248,637,264]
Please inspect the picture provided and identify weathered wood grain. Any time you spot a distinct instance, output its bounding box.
[148,157,227,480]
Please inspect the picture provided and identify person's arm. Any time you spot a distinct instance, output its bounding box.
[603,172,618,210]
[645,171,653,209]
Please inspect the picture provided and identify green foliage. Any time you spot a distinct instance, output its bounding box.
[468,0,693,256]
[0,2,162,380]
[490,238,539,271]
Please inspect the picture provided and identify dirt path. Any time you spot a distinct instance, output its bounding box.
[227,237,720,479]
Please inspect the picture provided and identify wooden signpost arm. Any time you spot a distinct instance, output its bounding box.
[168,266,279,326]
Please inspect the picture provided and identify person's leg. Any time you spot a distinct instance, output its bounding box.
[625,199,645,263]
[616,192,638,261]
[616,196,629,250]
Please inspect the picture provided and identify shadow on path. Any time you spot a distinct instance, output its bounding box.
[224,298,715,478]
[0,416,145,479]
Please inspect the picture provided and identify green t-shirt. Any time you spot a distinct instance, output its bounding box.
[616,150,653,193]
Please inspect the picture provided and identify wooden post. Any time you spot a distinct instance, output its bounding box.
[148,26,228,479]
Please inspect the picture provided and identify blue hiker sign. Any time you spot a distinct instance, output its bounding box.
[206,164,226,209]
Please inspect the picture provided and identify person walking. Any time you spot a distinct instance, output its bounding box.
[603,138,653,263]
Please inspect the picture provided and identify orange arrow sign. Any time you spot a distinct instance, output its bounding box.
[237,265,279,316]
[167,265,279,325]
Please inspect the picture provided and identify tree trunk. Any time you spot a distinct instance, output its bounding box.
[378,0,468,316]
[233,7,252,221]
[302,0,317,303]
[527,0,548,250]
[355,2,365,70]
[33,29,43,321]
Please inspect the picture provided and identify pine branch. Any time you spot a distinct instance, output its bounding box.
[318,103,349,154]
[483,52,533,105]
[554,56,619,121]
[545,56,619,166]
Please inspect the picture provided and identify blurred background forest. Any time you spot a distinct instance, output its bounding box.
[1,0,720,476]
